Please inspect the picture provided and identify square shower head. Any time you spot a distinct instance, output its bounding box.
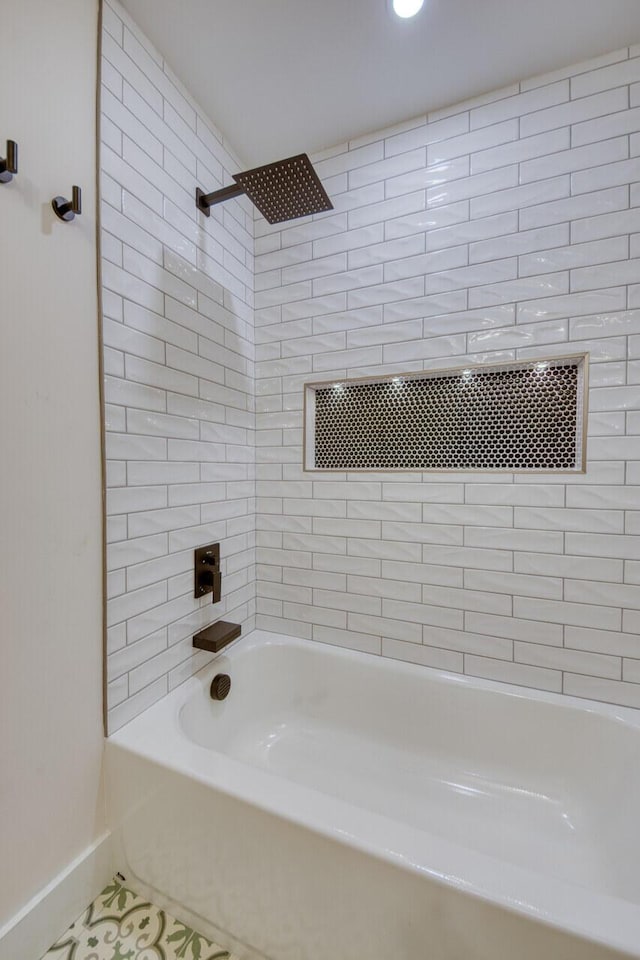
[232,153,333,224]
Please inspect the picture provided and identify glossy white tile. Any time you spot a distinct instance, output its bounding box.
[520,87,627,137]
[103,15,640,718]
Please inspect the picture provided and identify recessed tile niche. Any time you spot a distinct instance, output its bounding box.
[304,355,588,473]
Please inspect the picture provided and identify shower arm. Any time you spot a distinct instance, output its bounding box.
[196,183,245,217]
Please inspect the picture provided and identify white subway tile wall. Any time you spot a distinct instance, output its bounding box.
[254,46,640,708]
[101,0,255,732]
[102,6,640,722]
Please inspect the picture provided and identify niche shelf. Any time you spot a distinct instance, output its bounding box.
[303,354,588,473]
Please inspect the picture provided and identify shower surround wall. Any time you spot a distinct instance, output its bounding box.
[254,46,640,709]
[101,0,255,732]
[101,12,640,720]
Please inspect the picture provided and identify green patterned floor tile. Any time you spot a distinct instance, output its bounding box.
[41,876,234,960]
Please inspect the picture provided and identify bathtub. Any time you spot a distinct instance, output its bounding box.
[106,629,640,960]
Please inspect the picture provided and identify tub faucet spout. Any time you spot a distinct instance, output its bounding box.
[193,620,241,653]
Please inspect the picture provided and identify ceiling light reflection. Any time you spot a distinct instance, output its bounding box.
[392,0,425,17]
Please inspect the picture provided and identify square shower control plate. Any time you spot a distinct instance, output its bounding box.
[194,543,221,601]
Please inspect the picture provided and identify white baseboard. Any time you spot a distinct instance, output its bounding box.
[0,832,114,960]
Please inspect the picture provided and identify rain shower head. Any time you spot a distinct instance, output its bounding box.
[195,153,333,224]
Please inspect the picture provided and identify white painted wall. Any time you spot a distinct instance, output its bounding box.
[0,0,106,935]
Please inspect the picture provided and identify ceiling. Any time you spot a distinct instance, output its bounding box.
[121,0,640,169]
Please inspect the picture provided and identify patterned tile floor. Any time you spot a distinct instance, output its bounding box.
[41,876,236,960]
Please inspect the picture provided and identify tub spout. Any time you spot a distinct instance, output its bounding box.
[193,620,241,653]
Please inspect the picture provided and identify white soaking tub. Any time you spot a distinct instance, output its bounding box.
[106,630,640,960]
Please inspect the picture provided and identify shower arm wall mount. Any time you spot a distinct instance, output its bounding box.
[196,183,244,217]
